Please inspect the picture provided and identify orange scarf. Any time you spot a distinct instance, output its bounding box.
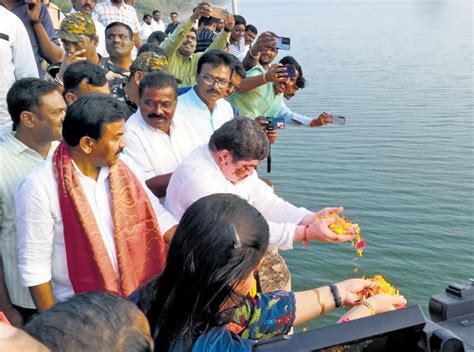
[53,142,167,297]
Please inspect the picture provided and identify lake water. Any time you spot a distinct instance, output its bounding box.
[238,0,473,328]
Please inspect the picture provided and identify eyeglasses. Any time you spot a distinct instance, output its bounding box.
[200,74,230,89]
[228,81,240,92]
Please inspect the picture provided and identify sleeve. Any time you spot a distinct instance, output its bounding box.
[206,30,230,52]
[131,8,140,33]
[278,100,313,126]
[15,176,55,287]
[40,4,60,45]
[13,17,39,79]
[160,20,194,57]
[164,169,223,221]
[228,291,296,341]
[250,174,311,250]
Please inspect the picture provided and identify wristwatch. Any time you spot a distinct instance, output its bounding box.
[330,284,342,308]
[30,19,41,26]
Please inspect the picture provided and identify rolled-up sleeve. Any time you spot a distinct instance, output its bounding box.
[278,100,312,126]
[251,174,311,250]
[14,176,54,287]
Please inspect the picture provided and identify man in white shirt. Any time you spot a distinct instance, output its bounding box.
[15,94,177,312]
[175,50,235,143]
[165,117,354,250]
[151,10,166,32]
[0,6,38,136]
[139,14,153,42]
[0,78,66,326]
[70,0,108,58]
[124,71,201,199]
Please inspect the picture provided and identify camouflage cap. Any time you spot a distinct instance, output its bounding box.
[58,13,96,42]
[130,52,169,74]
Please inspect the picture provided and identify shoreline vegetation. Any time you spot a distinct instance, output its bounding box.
[53,0,231,20]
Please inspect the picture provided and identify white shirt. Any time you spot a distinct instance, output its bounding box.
[175,88,234,143]
[15,154,177,302]
[139,22,153,42]
[0,134,57,308]
[0,7,38,136]
[165,145,312,250]
[151,19,166,33]
[124,109,202,181]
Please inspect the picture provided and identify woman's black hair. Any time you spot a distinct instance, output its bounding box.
[136,194,269,351]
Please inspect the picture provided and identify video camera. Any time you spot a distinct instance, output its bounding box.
[253,279,474,351]
[257,117,285,173]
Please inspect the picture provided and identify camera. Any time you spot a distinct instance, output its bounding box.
[259,117,285,132]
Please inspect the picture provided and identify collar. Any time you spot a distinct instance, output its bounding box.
[5,132,55,158]
[188,86,219,113]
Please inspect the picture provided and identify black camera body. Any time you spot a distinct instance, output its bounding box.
[259,117,285,132]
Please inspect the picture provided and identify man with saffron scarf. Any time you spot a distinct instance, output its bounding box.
[15,94,176,311]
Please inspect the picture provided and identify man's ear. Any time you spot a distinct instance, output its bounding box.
[134,71,144,85]
[19,111,36,129]
[64,92,77,106]
[216,149,231,165]
[79,136,94,154]
[92,35,99,48]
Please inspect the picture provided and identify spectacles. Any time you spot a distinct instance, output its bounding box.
[228,81,240,92]
[200,74,230,89]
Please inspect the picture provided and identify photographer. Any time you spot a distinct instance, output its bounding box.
[229,32,332,129]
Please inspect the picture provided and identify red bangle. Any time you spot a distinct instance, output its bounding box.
[303,224,310,247]
[340,317,351,323]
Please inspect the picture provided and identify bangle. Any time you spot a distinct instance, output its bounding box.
[313,289,325,314]
[330,284,342,308]
[359,300,375,316]
[340,317,351,323]
[249,47,260,59]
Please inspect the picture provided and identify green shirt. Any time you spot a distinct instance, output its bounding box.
[160,20,230,87]
[228,66,283,119]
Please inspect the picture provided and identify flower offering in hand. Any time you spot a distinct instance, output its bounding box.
[360,274,400,300]
[329,215,366,256]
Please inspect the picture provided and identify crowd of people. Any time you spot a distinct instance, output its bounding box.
[0,1,407,351]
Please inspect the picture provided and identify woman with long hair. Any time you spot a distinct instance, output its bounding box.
[135,194,406,351]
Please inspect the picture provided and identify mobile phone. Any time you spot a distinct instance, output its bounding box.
[210,7,230,20]
[274,36,290,50]
[285,64,296,78]
[329,114,346,125]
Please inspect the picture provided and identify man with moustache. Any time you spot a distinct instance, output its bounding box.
[165,117,352,251]
[70,0,108,58]
[15,94,177,311]
[174,50,235,143]
[124,72,201,199]
[160,2,234,87]
[0,78,66,325]
[94,0,142,50]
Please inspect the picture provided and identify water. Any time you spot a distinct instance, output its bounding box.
[239,0,473,328]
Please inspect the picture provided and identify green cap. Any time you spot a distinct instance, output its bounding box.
[130,52,169,73]
[58,13,96,42]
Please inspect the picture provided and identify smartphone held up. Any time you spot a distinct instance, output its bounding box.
[273,36,291,50]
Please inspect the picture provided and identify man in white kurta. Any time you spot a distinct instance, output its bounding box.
[124,72,201,183]
[165,117,354,251]
[173,50,236,143]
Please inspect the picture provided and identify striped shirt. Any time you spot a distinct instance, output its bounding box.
[196,28,217,52]
[93,0,140,33]
[228,36,246,58]
[0,133,58,308]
